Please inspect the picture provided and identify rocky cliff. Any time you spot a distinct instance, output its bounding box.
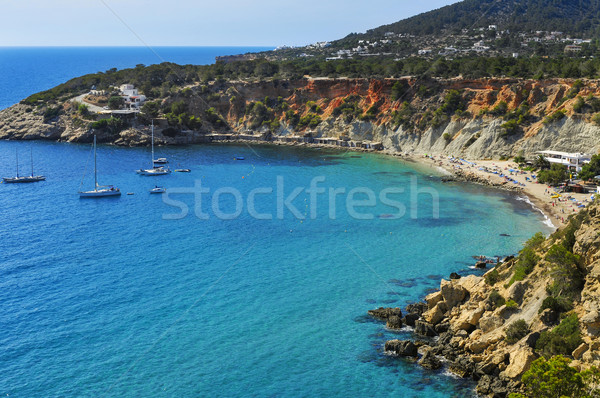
[2,77,600,159]
[369,201,600,397]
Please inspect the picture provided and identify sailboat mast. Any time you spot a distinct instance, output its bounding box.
[151,120,155,164]
[15,149,19,178]
[94,135,98,190]
[30,148,34,177]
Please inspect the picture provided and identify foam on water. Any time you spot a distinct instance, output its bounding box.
[516,195,556,230]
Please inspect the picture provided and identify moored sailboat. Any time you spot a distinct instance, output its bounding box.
[3,148,46,183]
[136,120,171,175]
[79,135,121,198]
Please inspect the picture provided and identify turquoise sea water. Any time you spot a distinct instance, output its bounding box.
[0,140,552,397]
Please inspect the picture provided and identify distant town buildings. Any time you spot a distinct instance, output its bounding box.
[565,45,582,53]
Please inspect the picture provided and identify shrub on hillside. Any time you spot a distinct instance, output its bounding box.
[536,314,582,358]
[505,319,529,344]
[510,356,600,398]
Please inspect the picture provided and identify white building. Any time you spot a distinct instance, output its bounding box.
[119,84,146,110]
[473,41,490,52]
[538,151,591,172]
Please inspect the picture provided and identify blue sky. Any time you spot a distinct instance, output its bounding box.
[0,0,460,47]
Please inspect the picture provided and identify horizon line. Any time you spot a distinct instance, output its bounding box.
[0,45,276,48]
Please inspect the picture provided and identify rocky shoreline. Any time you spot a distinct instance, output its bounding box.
[365,201,600,397]
[368,270,526,398]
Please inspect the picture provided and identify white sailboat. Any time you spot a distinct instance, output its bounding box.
[3,148,46,183]
[79,135,121,198]
[136,120,170,175]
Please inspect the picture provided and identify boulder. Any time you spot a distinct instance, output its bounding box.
[502,348,536,379]
[435,322,450,334]
[455,329,469,338]
[453,307,485,331]
[507,281,526,305]
[423,302,447,325]
[491,352,509,366]
[415,320,437,337]
[480,313,505,333]
[457,275,484,294]
[467,339,489,355]
[573,343,589,360]
[475,361,498,377]
[450,272,462,280]
[418,349,443,370]
[384,339,418,357]
[425,291,444,309]
[386,315,403,330]
[476,374,508,397]
[405,302,428,317]
[449,355,475,377]
[368,307,402,320]
[524,332,541,349]
[539,308,558,326]
[475,261,487,269]
[440,279,468,309]
[581,309,600,336]
[403,313,420,327]
[437,331,454,347]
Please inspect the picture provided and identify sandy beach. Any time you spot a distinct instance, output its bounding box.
[412,154,596,229]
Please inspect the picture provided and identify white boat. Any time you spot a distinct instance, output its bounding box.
[150,186,166,194]
[136,167,171,176]
[137,121,171,175]
[3,148,46,183]
[79,135,121,198]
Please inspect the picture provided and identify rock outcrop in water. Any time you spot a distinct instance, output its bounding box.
[2,77,600,159]
[369,201,600,397]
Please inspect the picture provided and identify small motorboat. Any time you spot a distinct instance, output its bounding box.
[137,166,171,176]
[153,157,168,165]
[127,192,135,195]
[150,186,166,194]
[174,169,191,173]
[234,156,245,160]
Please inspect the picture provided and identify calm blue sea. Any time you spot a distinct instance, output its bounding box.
[0,46,272,110]
[0,48,552,397]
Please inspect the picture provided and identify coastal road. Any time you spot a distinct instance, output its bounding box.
[70,93,106,113]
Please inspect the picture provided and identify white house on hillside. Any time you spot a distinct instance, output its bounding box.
[119,84,146,110]
[538,150,591,172]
